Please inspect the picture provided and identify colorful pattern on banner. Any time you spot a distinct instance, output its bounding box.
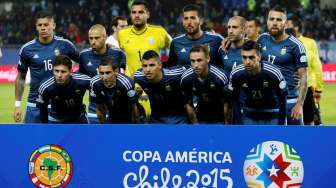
[0,125,336,187]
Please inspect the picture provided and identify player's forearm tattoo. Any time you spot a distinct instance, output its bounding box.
[15,73,26,100]
[298,71,308,105]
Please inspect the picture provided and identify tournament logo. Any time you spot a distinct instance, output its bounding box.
[243,141,304,188]
[29,145,73,188]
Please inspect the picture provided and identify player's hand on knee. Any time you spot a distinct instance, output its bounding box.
[291,103,303,120]
[13,107,22,123]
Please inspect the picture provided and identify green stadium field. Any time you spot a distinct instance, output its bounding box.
[1,83,335,125]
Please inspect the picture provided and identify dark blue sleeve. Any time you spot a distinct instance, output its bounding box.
[17,48,30,73]
[119,50,126,69]
[65,41,79,62]
[166,41,178,67]
[78,53,87,75]
[36,84,50,123]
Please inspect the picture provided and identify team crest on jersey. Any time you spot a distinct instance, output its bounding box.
[165,84,172,92]
[54,48,60,56]
[75,89,81,94]
[148,37,154,44]
[263,80,269,88]
[209,82,216,90]
[280,47,287,55]
[29,145,73,188]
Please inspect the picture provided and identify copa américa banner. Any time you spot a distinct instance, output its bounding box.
[0,125,335,188]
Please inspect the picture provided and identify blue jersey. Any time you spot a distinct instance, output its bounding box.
[79,47,126,77]
[134,67,187,123]
[90,73,137,123]
[228,62,288,123]
[37,74,91,122]
[18,36,79,103]
[257,33,307,99]
[180,65,228,123]
[168,32,223,68]
[220,47,243,75]
[79,47,126,115]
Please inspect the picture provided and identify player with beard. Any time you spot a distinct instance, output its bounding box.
[79,24,126,124]
[228,40,288,125]
[167,4,223,68]
[257,6,308,125]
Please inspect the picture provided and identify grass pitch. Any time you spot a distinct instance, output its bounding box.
[1,83,335,125]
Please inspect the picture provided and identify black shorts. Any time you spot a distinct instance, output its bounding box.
[303,87,315,123]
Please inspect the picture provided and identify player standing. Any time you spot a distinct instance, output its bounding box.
[258,6,308,125]
[14,11,78,123]
[106,16,128,48]
[167,4,223,68]
[286,16,324,125]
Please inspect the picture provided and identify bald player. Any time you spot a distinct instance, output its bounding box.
[219,16,247,124]
[79,24,126,123]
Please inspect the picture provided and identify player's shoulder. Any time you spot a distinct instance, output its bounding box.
[298,35,316,46]
[73,73,91,81]
[181,67,194,81]
[38,76,56,94]
[262,62,283,80]
[79,48,93,56]
[19,39,37,54]
[164,66,186,76]
[172,34,187,43]
[118,26,133,35]
[230,64,245,77]
[204,31,224,40]
[257,32,270,42]
[134,69,145,79]
[117,73,134,89]
[209,65,228,81]
[108,46,125,54]
[54,35,76,47]
[90,75,101,88]
[148,24,167,31]
[288,35,305,53]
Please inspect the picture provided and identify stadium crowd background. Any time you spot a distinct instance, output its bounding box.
[0,0,335,47]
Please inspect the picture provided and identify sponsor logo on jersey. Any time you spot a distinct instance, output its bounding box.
[262,46,267,51]
[243,141,304,188]
[165,84,172,92]
[180,48,186,53]
[87,61,93,66]
[33,54,39,59]
[28,145,73,188]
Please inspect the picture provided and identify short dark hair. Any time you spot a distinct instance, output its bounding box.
[35,11,54,23]
[242,40,260,53]
[247,18,261,27]
[142,50,160,63]
[269,5,287,15]
[99,57,119,70]
[112,16,127,27]
[54,55,72,71]
[182,4,203,18]
[190,44,209,58]
[131,0,149,11]
[287,15,302,32]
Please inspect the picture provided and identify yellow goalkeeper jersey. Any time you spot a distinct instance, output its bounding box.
[118,24,171,77]
[297,35,323,92]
